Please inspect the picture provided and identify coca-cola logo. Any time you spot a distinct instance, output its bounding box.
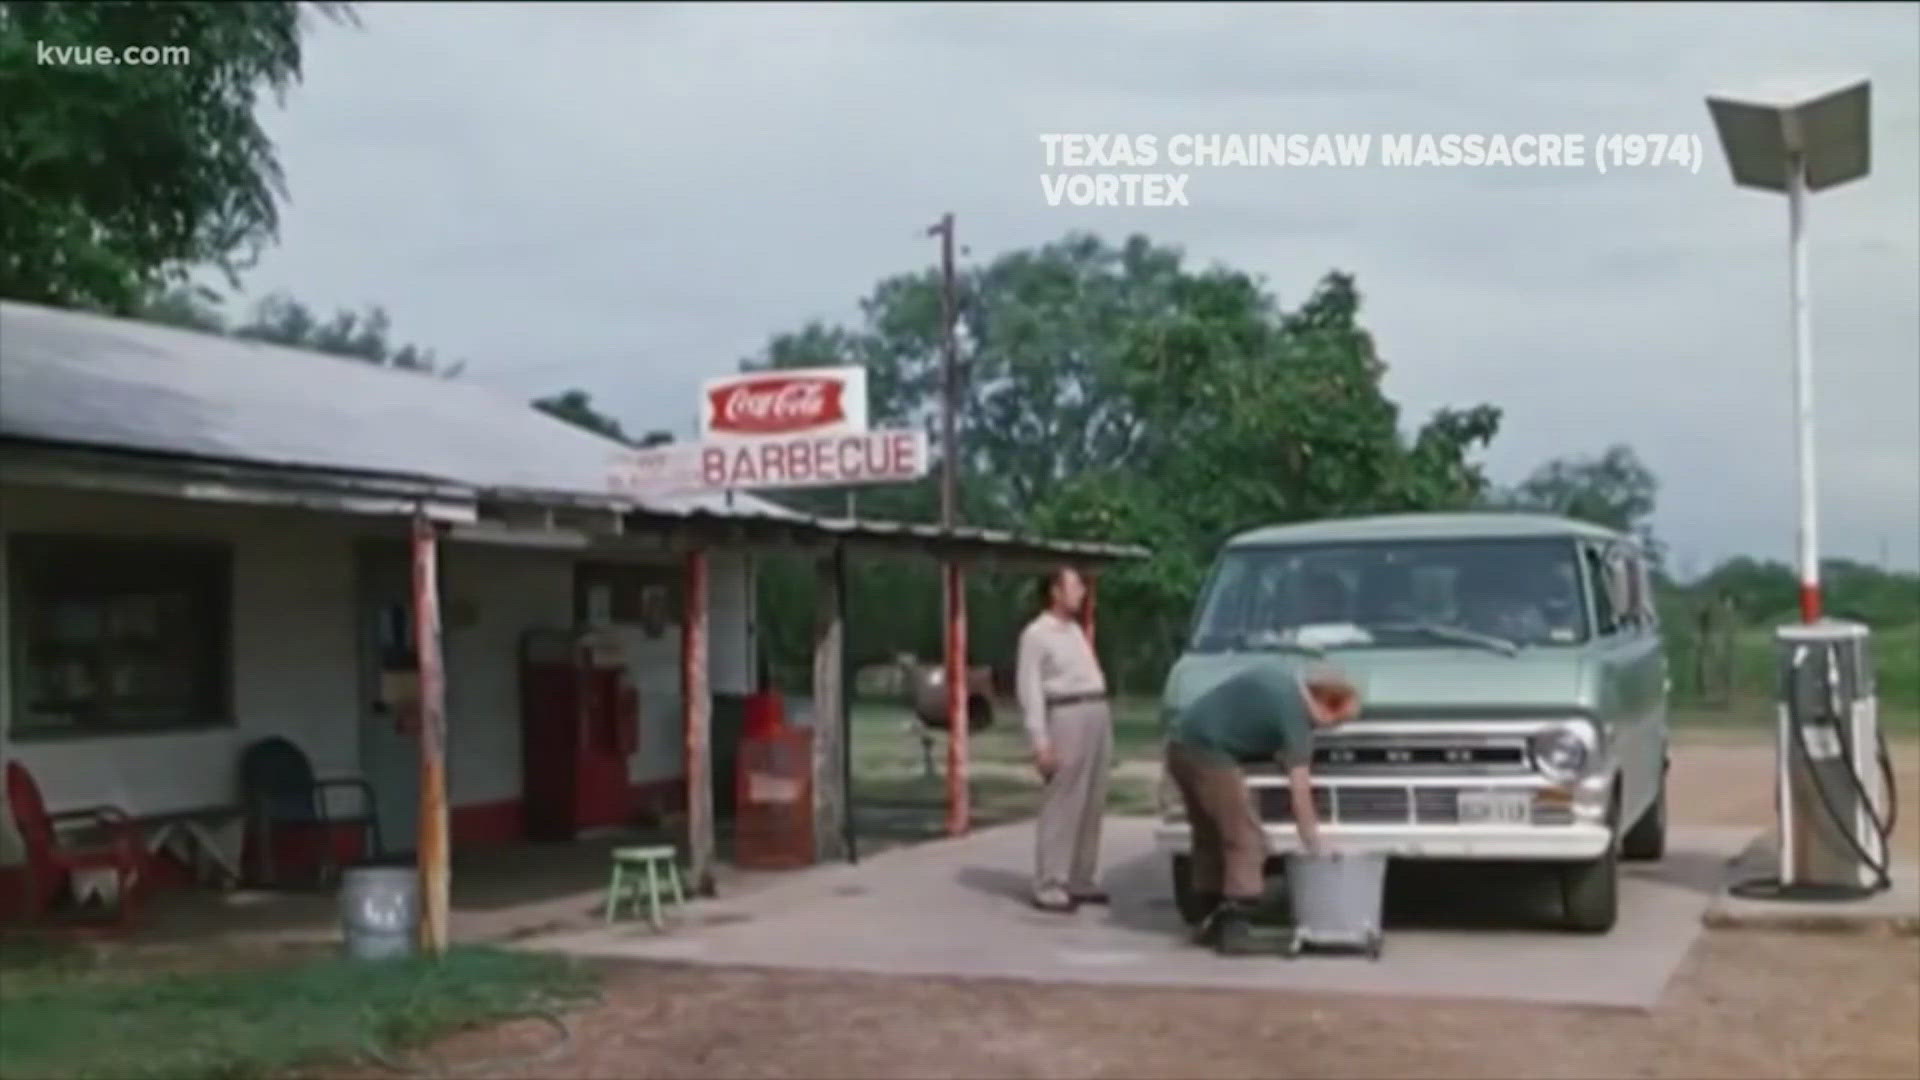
[707,376,847,435]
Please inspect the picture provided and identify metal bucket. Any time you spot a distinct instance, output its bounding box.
[339,862,419,960]
[1284,851,1387,957]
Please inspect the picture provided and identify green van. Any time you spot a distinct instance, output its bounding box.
[1154,513,1669,932]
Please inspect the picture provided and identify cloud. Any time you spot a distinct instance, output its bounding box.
[245,1,1919,569]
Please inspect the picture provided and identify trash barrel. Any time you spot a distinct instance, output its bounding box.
[339,862,419,960]
[743,690,786,741]
[1284,851,1387,957]
[733,728,815,869]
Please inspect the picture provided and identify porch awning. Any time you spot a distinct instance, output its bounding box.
[479,487,1148,567]
[1,440,1148,568]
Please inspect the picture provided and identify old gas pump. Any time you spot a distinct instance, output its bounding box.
[1742,620,1899,899]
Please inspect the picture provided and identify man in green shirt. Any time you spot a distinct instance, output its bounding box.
[1164,658,1361,955]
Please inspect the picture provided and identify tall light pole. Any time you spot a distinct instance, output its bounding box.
[925,213,969,835]
[1706,78,1871,623]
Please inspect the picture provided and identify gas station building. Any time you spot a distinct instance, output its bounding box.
[0,300,1142,924]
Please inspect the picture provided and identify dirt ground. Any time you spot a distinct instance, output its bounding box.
[328,733,1920,1080]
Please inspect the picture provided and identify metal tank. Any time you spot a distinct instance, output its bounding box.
[905,661,995,733]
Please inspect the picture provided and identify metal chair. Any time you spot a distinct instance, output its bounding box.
[4,761,151,926]
[238,737,382,887]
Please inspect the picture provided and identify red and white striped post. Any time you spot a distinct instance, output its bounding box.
[1706,81,1872,623]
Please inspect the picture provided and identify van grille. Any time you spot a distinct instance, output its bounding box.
[1252,785,1575,827]
[1312,741,1528,774]
[1414,788,1460,824]
[1335,787,1410,823]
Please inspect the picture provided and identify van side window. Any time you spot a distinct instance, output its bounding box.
[1621,553,1658,633]
[1584,545,1620,635]
[1636,558,1660,631]
[1620,554,1644,634]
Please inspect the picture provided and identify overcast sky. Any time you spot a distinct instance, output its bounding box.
[241,1,1919,573]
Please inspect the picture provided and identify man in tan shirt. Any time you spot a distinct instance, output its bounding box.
[1016,566,1111,912]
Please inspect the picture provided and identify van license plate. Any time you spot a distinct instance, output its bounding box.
[1458,791,1530,824]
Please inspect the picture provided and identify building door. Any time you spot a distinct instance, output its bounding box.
[357,543,420,857]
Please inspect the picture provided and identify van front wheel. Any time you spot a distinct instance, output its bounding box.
[1562,797,1621,933]
[1622,758,1669,862]
[1559,848,1619,932]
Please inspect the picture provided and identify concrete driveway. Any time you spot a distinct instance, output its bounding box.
[521,818,1754,1010]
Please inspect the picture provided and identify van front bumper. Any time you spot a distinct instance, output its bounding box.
[1151,821,1614,861]
[1152,772,1618,862]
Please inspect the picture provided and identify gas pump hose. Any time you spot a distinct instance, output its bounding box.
[1730,709,1899,902]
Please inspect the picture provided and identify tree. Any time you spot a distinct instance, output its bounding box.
[744,233,1194,524]
[134,284,228,332]
[0,1,352,312]
[1033,270,1503,683]
[233,293,463,376]
[1497,443,1663,562]
[534,389,631,444]
[746,234,1507,689]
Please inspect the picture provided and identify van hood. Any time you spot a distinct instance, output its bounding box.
[1162,648,1595,720]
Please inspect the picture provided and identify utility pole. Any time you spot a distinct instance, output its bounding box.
[929,214,959,528]
[925,213,969,835]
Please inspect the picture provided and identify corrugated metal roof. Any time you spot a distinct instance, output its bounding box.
[0,301,1148,564]
[0,299,793,520]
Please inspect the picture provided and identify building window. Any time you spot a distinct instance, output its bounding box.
[8,534,232,739]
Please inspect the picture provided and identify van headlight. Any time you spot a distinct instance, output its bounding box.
[1529,723,1595,781]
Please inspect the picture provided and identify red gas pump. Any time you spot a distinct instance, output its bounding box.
[520,629,639,840]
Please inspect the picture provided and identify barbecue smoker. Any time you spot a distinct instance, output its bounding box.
[1738,620,1898,899]
[900,658,995,778]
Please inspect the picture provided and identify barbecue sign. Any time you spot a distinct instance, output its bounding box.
[610,365,929,497]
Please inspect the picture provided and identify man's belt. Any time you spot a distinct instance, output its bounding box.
[1047,691,1108,709]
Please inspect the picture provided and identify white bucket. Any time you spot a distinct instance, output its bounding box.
[339,863,419,960]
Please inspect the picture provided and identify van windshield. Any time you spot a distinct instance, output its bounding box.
[1187,537,1590,652]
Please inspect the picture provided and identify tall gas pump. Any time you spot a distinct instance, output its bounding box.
[1737,620,1898,900]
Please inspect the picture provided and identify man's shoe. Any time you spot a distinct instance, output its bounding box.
[1193,908,1223,947]
[1212,905,1268,956]
[1068,889,1110,906]
[1190,895,1226,944]
[1030,888,1078,914]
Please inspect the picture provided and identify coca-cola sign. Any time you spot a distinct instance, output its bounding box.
[701,367,867,439]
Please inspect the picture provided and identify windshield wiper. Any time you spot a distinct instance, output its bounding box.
[1359,621,1520,656]
[1235,629,1327,658]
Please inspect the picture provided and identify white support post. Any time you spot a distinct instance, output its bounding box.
[1786,154,1821,623]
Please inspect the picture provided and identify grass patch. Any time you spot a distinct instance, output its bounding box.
[849,696,1164,774]
[1672,622,1920,715]
[1673,699,1919,735]
[0,943,596,1080]
[855,770,1158,817]
[846,695,1164,843]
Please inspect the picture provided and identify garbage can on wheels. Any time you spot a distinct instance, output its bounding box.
[1283,851,1387,959]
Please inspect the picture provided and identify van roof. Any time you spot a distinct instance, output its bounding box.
[1223,512,1627,549]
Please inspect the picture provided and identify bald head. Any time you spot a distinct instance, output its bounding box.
[1301,661,1361,727]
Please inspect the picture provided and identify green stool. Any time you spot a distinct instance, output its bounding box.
[607,845,687,929]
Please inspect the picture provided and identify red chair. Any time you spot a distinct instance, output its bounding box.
[3,761,150,926]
